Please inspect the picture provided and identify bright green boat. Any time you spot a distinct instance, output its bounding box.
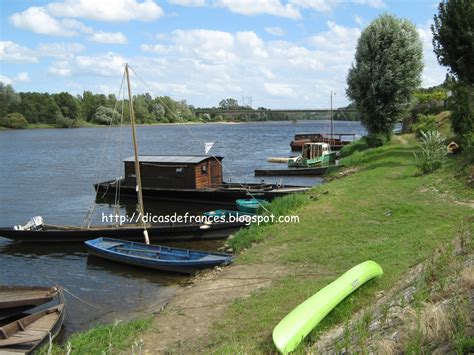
[288,142,336,168]
[272,260,383,354]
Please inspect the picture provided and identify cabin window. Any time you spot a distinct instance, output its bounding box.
[176,167,183,175]
[201,165,207,174]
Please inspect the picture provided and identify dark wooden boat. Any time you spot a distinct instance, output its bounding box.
[95,180,310,205]
[255,165,343,176]
[0,221,245,243]
[0,304,65,354]
[85,237,233,274]
[94,155,310,205]
[290,133,355,151]
[0,286,60,319]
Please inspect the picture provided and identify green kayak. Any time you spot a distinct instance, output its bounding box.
[272,260,383,354]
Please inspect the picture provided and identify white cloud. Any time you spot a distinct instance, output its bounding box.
[88,32,128,44]
[215,0,300,19]
[265,26,285,36]
[417,23,447,87]
[36,42,85,58]
[10,7,79,36]
[289,0,334,13]
[47,0,164,22]
[0,72,30,84]
[0,75,13,85]
[0,41,38,63]
[264,83,295,97]
[352,0,386,9]
[75,52,126,76]
[354,14,363,26]
[15,72,30,82]
[48,60,73,76]
[169,0,206,6]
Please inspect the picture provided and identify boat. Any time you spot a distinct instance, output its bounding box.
[0,304,65,354]
[236,199,267,213]
[0,219,245,243]
[94,157,310,205]
[255,164,343,176]
[0,286,60,319]
[272,261,383,354]
[290,133,354,151]
[85,238,233,274]
[288,143,336,168]
[87,64,235,273]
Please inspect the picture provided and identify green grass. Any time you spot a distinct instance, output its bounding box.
[38,317,152,355]
[199,136,473,353]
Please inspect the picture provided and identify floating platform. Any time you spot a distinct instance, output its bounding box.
[254,165,343,176]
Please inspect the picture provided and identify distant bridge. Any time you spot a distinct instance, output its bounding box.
[194,108,357,114]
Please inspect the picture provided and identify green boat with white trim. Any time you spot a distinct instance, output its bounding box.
[272,260,383,354]
[288,142,336,168]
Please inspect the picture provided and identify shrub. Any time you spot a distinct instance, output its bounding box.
[414,130,447,174]
[0,112,28,129]
[461,132,474,164]
[339,138,369,157]
[412,114,437,137]
[365,133,390,148]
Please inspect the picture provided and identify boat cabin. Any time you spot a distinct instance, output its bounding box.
[123,155,223,189]
[301,143,331,160]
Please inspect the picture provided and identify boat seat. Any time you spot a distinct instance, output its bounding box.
[101,242,125,249]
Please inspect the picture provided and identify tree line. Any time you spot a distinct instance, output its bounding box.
[0,84,200,129]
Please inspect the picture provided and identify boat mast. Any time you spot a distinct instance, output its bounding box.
[330,90,334,139]
[125,63,150,244]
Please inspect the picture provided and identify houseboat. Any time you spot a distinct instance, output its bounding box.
[95,155,309,206]
[288,143,336,168]
[290,133,354,151]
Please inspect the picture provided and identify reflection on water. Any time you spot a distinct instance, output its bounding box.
[0,120,366,337]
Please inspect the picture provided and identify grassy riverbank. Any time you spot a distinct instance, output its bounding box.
[41,134,472,354]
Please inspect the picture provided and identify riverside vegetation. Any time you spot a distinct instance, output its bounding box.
[41,116,473,353]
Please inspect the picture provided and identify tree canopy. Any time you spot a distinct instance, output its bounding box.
[432,0,474,85]
[346,14,423,142]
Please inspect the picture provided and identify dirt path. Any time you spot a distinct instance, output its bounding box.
[140,261,293,353]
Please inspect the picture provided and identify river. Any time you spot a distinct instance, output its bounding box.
[0,120,365,337]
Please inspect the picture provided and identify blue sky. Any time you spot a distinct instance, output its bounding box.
[0,0,446,108]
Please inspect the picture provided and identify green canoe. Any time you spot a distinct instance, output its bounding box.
[272,260,383,354]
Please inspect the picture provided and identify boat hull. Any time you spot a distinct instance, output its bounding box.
[85,237,233,274]
[255,165,342,176]
[272,261,383,353]
[0,286,59,320]
[94,182,310,205]
[0,304,64,354]
[0,222,244,243]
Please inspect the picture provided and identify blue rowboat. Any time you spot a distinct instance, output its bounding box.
[85,237,233,274]
[235,199,268,213]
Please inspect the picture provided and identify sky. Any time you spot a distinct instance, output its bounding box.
[0,0,447,109]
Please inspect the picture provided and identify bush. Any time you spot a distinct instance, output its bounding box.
[55,115,74,128]
[461,132,474,164]
[0,112,28,129]
[414,130,447,174]
[412,114,437,137]
[339,138,369,157]
[365,133,390,148]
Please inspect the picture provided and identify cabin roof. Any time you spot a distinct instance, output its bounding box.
[123,155,223,164]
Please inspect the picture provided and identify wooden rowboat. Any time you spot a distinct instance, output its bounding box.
[85,237,233,274]
[0,304,65,354]
[0,286,60,320]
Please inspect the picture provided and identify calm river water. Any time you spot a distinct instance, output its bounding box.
[0,120,365,337]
